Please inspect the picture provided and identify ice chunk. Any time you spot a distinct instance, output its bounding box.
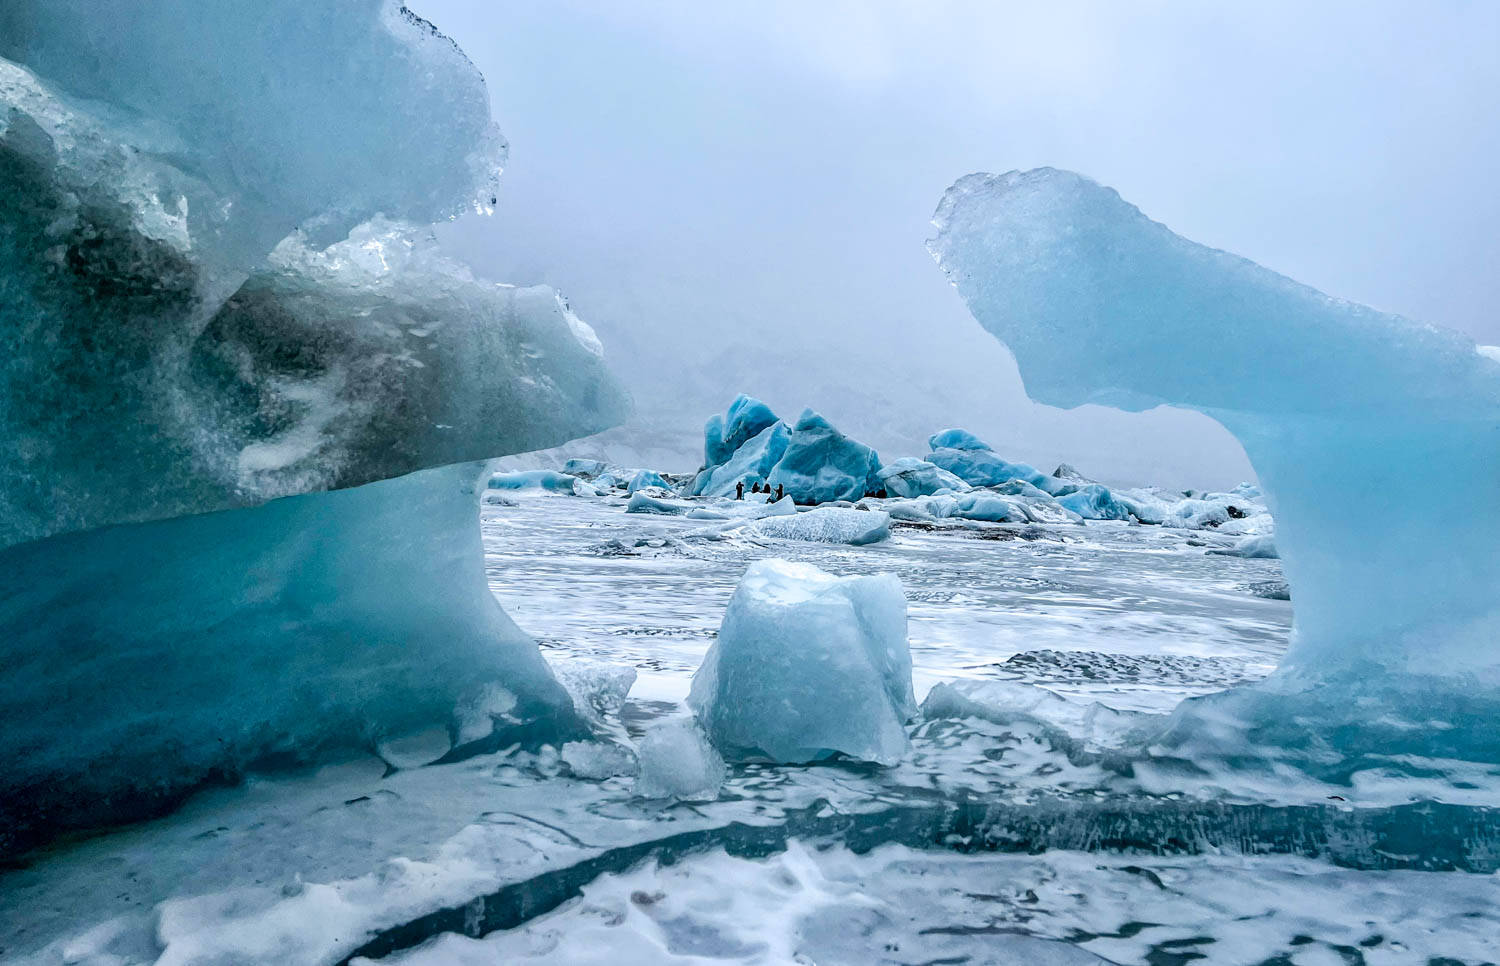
[1209,534,1280,559]
[625,469,671,493]
[1056,483,1134,521]
[688,559,914,764]
[562,458,609,480]
[766,408,882,504]
[922,680,1145,753]
[634,717,726,800]
[876,457,970,498]
[686,495,798,521]
[697,421,791,497]
[928,428,993,451]
[488,470,580,494]
[0,1,625,853]
[951,493,1024,523]
[929,166,1500,763]
[0,463,579,858]
[699,393,779,475]
[561,740,637,780]
[625,492,692,515]
[0,8,628,547]
[746,507,892,545]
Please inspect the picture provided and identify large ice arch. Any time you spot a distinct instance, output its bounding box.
[928,168,1500,767]
[0,1,625,855]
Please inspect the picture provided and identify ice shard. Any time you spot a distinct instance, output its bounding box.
[0,0,625,855]
[929,168,1500,766]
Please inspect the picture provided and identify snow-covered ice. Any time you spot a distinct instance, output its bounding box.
[743,506,892,545]
[689,559,915,764]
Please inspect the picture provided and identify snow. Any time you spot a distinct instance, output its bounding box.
[634,716,726,800]
[688,559,915,764]
[766,408,883,504]
[875,456,969,498]
[744,506,892,546]
[929,165,1500,763]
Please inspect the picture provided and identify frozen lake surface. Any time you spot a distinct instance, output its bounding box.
[483,492,1289,711]
[10,492,1498,966]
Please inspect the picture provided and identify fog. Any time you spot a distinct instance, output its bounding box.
[420,0,1500,488]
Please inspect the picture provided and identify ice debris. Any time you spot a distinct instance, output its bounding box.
[689,559,915,764]
[746,507,892,546]
[634,717,727,800]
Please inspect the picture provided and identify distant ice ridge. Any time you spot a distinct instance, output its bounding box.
[689,559,915,764]
[0,1,624,853]
[929,167,1500,767]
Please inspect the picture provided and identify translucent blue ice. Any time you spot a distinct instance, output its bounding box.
[489,470,581,494]
[766,409,883,504]
[928,428,993,451]
[626,469,671,493]
[689,559,914,764]
[876,457,969,498]
[697,421,791,497]
[929,166,1500,765]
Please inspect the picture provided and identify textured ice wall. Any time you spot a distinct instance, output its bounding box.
[0,1,626,545]
[0,1,624,852]
[929,168,1500,762]
[0,463,578,858]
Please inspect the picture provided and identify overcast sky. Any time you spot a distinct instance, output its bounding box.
[422,0,1500,486]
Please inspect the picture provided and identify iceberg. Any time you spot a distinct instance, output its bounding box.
[0,0,624,853]
[488,470,582,494]
[928,428,994,451]
[929,166,1500,764]
[697,421,791,497]
[766,408,883,504]
[876,457,969,498]
[688,559,915,764]
[1056,483,1135,522]
[634,716,726,801]
[625,469,671,493]
[699,393,779,477]
[0,463,582,857]
[746,506,892,545]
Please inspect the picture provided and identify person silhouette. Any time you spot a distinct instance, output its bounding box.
[775,483,784,501]
[736,481,745,500]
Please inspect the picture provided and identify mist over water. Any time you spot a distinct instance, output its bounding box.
[423,0,1500,488]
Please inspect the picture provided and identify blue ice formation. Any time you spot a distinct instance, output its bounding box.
[489,470,581,494]
[1209,534,1280,559]
[876,457,969,498]
[930,167,1500,765]
[697,422,792,497]
[1056,484,1135,522]
[701,394,780,474]
[747,507,892,545]
[626,469,671,493]
[625,492,692,515]
[767,409,883,504]
[926,444,1068,496]
[689,559,914,764]
[928,428,993,451]
[0,1,623,854]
